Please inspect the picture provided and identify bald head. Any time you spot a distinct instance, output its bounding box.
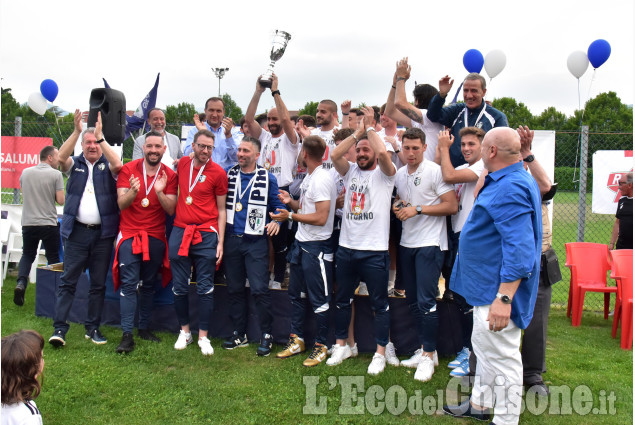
[481,127,521,172]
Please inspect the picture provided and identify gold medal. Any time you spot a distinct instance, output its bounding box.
[264,161,271,170]
[185,196,193,205]
[353,205,362,215]
[235,202,243,212]
[141,198,150,208]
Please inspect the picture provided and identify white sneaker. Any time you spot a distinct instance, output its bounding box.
[327,344,336,355]
[401,348,422,368]
[174,330,193,350]
[350,343,359,357]
[357,282,369,296]
[367,353,386,375]
[245,279,250,288]
[433,350,439,367]
[414,355,435,382]
[385,342,400,366]
[326,344,352,366]
[198,337,214,356]
[269,280,282,290]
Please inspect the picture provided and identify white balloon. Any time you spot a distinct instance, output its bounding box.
[484,50,506,79]
[567,51,589,79]
[28,92,48,115]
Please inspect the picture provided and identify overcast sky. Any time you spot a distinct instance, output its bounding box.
[1,0,633,121]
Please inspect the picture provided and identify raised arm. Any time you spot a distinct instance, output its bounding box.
[331,126,364,177]
[438,130,480,184]
[270,75,297,144]
[244,76,266,139]
[58,109,83,172]
[393,57,423,125]
[95,112,122,174]
[361,107,395,177]
[518,126,551,195]
[426,75,457,126]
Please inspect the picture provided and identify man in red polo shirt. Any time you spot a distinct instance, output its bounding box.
[168,129,228,356]
[113,131,178,353]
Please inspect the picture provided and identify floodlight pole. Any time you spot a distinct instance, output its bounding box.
[212,67,229,97]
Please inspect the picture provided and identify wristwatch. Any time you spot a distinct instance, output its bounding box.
[416,205,422,215]
[496,292,512,304]
[523,154,535,163]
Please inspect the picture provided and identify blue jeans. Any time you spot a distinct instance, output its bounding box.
[54,222,114,333]
[169,227,218,332]
[335,247,390,347]
[118,237,165,333]
[399,245,443,352]
[288,239,333,345]
[224,235,271,335]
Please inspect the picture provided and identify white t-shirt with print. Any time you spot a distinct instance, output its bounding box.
[451,158,484,233]
[257,130,299,187]
[410,110,444,162]
[339,163,396,251]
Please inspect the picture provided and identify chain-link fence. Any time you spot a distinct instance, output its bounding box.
[2,120,632,311]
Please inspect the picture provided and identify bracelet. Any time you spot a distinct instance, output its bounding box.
[271,90,280,97]
[391,85,396,89]
[352,133,359,142]
[96,138,105,143]
[396,77,407,83]
[394,148,401,153]
[366,127,376,133]
[288,211,294,221]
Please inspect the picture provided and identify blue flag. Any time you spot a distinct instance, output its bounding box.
[125,73,160,140]
[102,78,111,89]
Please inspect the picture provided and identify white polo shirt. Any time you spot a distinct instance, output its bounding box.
[296,166,337,242]
[451,159,484,233]
[394,159,454,249]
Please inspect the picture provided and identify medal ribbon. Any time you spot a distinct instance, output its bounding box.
[142,162,162,200]
[188,159,208,197]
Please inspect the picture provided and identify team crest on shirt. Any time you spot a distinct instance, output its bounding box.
[476,122,484,129]
[414,177,421,186]
[199,175,206,183]
[248,207,264,231]
[98,163,106,171]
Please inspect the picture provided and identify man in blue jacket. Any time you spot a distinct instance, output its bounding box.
[49,112,122,348]
[427,73,508,168]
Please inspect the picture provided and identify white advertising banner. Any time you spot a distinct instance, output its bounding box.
[592,150,633,214]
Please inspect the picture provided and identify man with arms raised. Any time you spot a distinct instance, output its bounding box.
[443,127,541,425]
[113,131,178,353]
[392,128,457,382]
[222,137,285,357]
[271,135,336,366]
[49,112,122,347]
[169,130,227,356]
[184,97,239,169]
[327,107,396,375]
[244,74,299,289]
[132,108,183,168]
[297,100,339,170]
[427,73,508,167]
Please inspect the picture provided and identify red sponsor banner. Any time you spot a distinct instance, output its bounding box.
[1,136,53,189]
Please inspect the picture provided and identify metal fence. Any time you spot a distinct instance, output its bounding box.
[2,120,632,311]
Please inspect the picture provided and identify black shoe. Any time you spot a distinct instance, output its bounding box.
[525,381,550,397]
[49,329,66,347]
[138,329,161,343]
[257,333,273,357]
[13,281,26,306]
[223,331,248,350]
[116,333,135,353]
[443,399,492,421]
[85,329,107,345]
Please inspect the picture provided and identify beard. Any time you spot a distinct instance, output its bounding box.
[145,154,162,166]
[357,156,375,170]
[268,124,282,136]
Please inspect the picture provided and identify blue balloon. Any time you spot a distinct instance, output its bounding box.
[587,39,611,69]
[40,79,58,103]
[463,49,484,73]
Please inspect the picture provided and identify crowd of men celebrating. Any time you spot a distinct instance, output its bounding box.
[15,57,589,425]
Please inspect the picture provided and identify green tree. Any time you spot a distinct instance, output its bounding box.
[533,107,569,130]
[580,92,633,132]
[298,101,318,117]
[491,97,534,128]
[1,88,20,121]
[221,93,243,123]
[165,102,197,124]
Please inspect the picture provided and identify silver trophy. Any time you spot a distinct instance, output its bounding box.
[259,30,292,88]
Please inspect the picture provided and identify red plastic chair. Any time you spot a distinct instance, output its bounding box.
[565,242,615,327]
[610,250,633,350]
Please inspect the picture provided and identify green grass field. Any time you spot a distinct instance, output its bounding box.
[1,276,632,425]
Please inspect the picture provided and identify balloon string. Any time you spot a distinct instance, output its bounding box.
[55,115,63,141]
